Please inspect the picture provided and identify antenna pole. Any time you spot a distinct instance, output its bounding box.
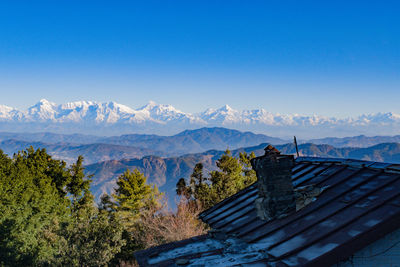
[294,136,299,158]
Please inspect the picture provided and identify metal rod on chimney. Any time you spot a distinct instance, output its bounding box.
[294,136,299,158]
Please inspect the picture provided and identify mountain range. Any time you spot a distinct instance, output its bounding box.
[0,139,163,165]
[2,128,400,165]
[84,142,400,205]
[1,99,400,137]
[1,127,400,205]
[0,128,286,162]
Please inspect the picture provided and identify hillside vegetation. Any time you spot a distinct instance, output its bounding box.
[0,147,253,266]
[86,142,400,205]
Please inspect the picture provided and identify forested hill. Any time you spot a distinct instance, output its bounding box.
[85,142,400,205]
[99,127,287,155]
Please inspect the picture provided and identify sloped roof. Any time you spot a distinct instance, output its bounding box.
[135,157,400,267]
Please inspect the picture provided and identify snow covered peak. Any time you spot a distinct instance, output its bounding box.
[135,101,195,123]
[61,100,97,109]
[26,99,58,121]
[219,104,234,112]
[0,104,15,113]
[138,100,160,111]
[200,105,240,124]
[0,104,22,121]
[38,98,53,104]
[138,101,182,114]
[0,100,399,137]
[145,100,157,108]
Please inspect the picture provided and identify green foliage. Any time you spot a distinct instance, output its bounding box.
[0,148,70,266]
[67,155,92,205]
[240,151,257,187]
[176,178,190,199]
[111,169,163,261]
[57,201,125,267]
[0,147,124,266]
[177,150,257,210]
[113,169,161,226]
[1,146,210,266]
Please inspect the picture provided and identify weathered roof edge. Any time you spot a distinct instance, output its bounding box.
[134,234,209,267]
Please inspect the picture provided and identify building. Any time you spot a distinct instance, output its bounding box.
[135,146,400,266]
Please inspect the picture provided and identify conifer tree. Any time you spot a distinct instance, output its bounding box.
[59,190,124,267]
[112,169,163,261]
[176,178,191,199]
[67,155,93,210]
[0,148,70,266]
[0,148,125,266]
[58,155,125,267]
[189,163,212,209]
[208,149,243,205]
[177,150,258,210]
[113,169,161,226]
[239,151,257,186]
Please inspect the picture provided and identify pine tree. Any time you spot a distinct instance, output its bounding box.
[113,169,161,226]
[208,149,243,205]
[58,192,124,267]
[176,178,191,199]
[188,163,212,209]
[67,155,93,210]
[178,150,258,210]
[0,148,125,266]
[112,169,163,261]
[58,155,124,267]
[0,148,70,266]
[239,151,257,186]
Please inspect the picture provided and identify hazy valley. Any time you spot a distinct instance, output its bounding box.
[1,127,400,205]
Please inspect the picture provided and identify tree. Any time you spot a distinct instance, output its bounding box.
[112,169,163,261]
[239,151,257,186]
[67,155,93,209]
[0,148,70,266]
[113,169,161,227]
[0,148,125,266]
[177,150,257,210]
[176,178,191,199]
[58,199,125,267]
[209,149,243,200]
[58,156,125,267]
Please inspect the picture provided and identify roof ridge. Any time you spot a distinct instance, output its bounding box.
[297,156,400,173]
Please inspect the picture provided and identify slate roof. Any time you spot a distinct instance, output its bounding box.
[135,157,400,267]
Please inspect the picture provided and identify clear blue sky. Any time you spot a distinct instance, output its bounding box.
[0,1,399,117]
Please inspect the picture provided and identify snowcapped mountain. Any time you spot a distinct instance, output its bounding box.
[0,105,23,121]
[0,99,399,137]
[134,101,204,124]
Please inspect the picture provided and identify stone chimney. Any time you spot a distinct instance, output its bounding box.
[250,145,295,221]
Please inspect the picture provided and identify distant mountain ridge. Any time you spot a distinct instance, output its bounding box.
[0,127,286,161]
[85,142,400,205]
[0,132,101,144]
[3,129,400,164]
[309,135,400,148]
[1,99,400,136]
[1,127,400,205]
[99,127,286,155]
[0,139,162,165]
